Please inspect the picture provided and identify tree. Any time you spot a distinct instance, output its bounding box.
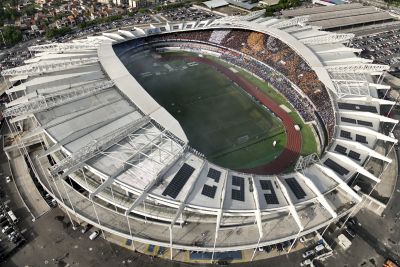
[1,26,22,45]
[45,26,71,38]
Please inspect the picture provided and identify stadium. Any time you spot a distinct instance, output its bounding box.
[1,10,398,262]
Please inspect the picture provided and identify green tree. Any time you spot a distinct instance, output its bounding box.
[1,26,22,45]
[45,26,71,38]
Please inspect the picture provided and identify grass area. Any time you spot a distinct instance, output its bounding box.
[125,52,287,169]
[205,55,318,157]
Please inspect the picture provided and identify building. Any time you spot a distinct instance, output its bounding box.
[1,11,397,262]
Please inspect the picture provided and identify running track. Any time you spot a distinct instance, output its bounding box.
[165,55,302,175]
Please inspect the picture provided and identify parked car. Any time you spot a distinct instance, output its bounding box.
[8,231,17,239]
[0,220,9,227]
[3,226,13,234]
[302,249,315,258]
[5,176,11,183]
[315,244,325,252]
[265,245,273,253]
[1,225,11,233]
[300,258,312,266]
[81,224,92,234]
[345,228,356,238]
[89,230,100,240]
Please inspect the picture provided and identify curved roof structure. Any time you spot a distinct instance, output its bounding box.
[1,11,397,258]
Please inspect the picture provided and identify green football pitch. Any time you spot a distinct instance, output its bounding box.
[125,51,316,170]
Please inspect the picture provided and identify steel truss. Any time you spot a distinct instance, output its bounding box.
[325,64,390,74]
[99,127,184,183]
[329,72,369,82]
[295,153,320,172]
[28,43,99,53]
[50,116,151,176]
[3,80,114,117]
[300,33,354,45]
[212,10,265,24]
[1,57,99,77]
[332,80,370,97]
[271,16,309,29]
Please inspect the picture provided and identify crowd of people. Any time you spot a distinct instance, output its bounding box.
[113,28,336,139]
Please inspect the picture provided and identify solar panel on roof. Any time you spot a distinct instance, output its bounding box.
[162,163,195,199]
[334,144,347,155]
[340,130,352,140]
[201,184,217,198]
[259,180,279,205]
[357,120,373,127]
[285,178,306,199]
[355,134,368,144]
[232,176,244,187]
[338,102,377,113]
[260,180,273,190]
[324,158,349,176]
[231,176,245,202]
[348,150,361,161]
[341,117,357,124]
[264,194,279,205]
[232,188,245,201]
[207,168,221,183]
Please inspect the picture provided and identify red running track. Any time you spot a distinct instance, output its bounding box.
[167,55,302,175]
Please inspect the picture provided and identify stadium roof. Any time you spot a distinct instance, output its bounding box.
[282,3,395,31]
[309,12,394,30]
[281,3,364,17]
[306,6,380,23]
[203,0,229,9]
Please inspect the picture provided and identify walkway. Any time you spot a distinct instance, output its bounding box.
[8,149,50,218]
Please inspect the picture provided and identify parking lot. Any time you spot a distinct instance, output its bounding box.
[159,7,218,22]
[350,28,400,69]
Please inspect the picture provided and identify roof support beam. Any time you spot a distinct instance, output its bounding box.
[28,42,99,53]
[89,177,115,199]
[90,129,172,200]
[251,176,263,238]
[211,170,228,261]
[315,164,362,202]
[170,160,206,226]
[335,138,391,163]
[276,177,304,232]
[300,33,354,45]
[271,16,309,29]
[338,125,398,144]
[3,80,114,117]
[325,64,390,74]
[297,172,337,219]
[327,152,380,183]
[1,57,99,77]
[50,116,151,176]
